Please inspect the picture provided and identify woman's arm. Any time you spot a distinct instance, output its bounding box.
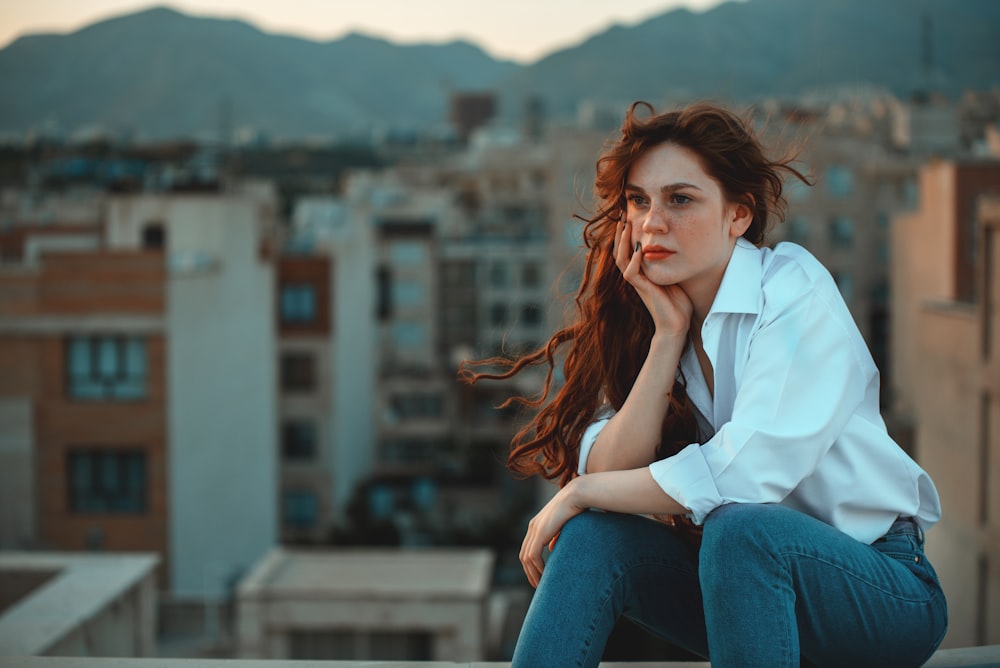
[520,468,687,587]
[585,332,686,473]
[586,218,692,473]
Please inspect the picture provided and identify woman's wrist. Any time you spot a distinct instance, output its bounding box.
[650,329,687,349]
[564,474,592,510]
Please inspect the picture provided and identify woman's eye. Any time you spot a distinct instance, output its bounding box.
[627,194,647,207]
[672,194,692,205]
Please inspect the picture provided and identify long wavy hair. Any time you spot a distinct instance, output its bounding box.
[460,101,810,486]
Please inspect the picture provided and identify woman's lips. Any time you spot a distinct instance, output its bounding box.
[641,245,674,260]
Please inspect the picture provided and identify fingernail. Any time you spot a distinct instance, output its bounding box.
[634,242,641,253]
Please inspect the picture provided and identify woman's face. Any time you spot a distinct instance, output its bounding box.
[625,142,751,305]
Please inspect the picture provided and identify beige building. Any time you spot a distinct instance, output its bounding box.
[236,547,494,661]
[891,160,1000,648]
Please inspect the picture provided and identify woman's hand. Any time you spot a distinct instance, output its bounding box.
[614,217,693,339]
[519,470,689,587]
[520,478,588,588]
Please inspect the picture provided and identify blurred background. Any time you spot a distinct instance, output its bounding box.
[0,0,998,662]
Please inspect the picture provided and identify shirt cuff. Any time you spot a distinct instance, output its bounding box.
[577,417,611,475]
[648,443,723,525]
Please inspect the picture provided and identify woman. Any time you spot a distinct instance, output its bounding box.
[462,102,947,667]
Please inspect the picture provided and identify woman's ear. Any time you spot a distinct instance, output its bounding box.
[728,197,754,238]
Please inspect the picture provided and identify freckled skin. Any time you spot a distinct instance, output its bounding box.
[625,143,751,315]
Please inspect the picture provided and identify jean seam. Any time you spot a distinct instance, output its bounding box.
[578,555,698,668]
[777,548,939,604]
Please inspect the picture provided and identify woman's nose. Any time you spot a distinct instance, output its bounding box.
[641,204,669,232]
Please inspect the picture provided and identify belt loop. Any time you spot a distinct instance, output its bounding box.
[900,515,924,546]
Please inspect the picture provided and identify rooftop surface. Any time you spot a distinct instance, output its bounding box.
[1,646,1000,668]
[238,547,496,600]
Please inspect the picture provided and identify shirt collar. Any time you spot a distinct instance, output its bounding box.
[707,237,763,317]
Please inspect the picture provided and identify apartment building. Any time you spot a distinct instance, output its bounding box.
[279,194,377,540]
[0,222,167,562]
[275,251,334,543]
[891,160,1000,648]
[286,146,558,542]
[0,185,280,601]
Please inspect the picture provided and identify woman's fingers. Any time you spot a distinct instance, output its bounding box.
[519,521,546,588]
[615,218,632,272]
[518,495,577,588]
[622,239,643,283]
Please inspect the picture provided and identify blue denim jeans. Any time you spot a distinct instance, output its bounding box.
[512,503,947,668]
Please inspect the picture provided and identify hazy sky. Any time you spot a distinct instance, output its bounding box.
[0,0,734,62]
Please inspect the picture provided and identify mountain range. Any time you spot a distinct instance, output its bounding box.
[0,0,997,141]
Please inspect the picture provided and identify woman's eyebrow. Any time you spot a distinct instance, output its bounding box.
[661,182,702,193]
[625,182,702,193]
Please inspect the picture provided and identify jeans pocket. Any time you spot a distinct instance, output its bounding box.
[873,531,920,558]
[874,532,942,588]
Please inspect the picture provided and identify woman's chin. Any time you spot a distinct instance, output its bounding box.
[642,268,684,287]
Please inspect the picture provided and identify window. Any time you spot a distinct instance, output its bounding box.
[786,177,810,203]
[785,217,810,245]
[829,216,854,249]
[833,271,855,302]
[825,166,854,198]
[282,420,318,460]
[444,261,475,285]
[382,439,433,466]
[490,303,508,326]
[522,262,542,288]
[489,261,508,288]
[376,266,392,320]
[390,393,443,419]
[390,322,427,349]
[67,336,147,400]
[282,489,318,528]
[68,449,147,513]
[368,484,395,519]
[522,303,543,327]
[389,241,427,267]
[281,353,316,392]
[142,223,165,250]
[280,284,316,324]
[392,280,426,308]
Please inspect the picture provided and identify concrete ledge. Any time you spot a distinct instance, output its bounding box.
[1,644,999,667]
[0,552,159,657]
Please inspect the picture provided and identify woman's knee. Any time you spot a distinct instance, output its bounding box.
[701,503,799,544]
[698,504,801,572]
[550,511,674,572]
[555,510,637,556]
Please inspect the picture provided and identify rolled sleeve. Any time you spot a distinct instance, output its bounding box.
[649,443,722,523]
[577,416,611,475]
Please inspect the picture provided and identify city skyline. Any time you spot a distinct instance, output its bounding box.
[0,0,734,63]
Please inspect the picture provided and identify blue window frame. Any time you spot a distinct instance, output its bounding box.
[67,336,147,400]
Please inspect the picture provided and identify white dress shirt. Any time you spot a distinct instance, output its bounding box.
[577,238,941,544]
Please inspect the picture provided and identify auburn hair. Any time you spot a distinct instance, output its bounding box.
[460,101,809,486]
